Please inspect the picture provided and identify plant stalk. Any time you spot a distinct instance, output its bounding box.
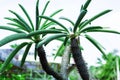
[37,46,64,80]
[71,38,89,80]
[60,46,71,80]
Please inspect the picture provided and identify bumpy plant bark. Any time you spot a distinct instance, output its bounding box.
[37,46,64,80]
[71,38,89,80]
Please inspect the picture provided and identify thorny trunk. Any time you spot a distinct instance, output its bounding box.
[71,38,89,80]
[60,46,71,80]
[37,46,64,80]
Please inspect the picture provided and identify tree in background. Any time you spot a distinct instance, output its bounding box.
[89,51,120,80]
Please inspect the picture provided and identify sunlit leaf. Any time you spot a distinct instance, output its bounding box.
[60,17,74,26]
[56,37,66,42]
[9,10,32,32]
[54,42,65,59]
[79,10,112,30]
[39,15,69,32]
[37,33,67,48]
[80,26,103,33]
[41,22,56,29]
[27,29,64,37]
[20,42,32,67]
[5,17,27,31]
[63,37,69,46]
[0,26,24,33]
[36,0,40,30]
[74,10,87,33]
[85,34,107,59]
[78,20,88,30]
[19,4,34,30]
[85,29,120,34]
[50,9,63,17]
[0,33,28,47]
[38,0,50,28]
[83,0,91,10]
[41,9,63,29]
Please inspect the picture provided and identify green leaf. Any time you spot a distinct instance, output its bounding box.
[39,15,69,32]
[80,5,84,11]
[38,1,50,28]
[5,17,28,31]
[27,29,64,37]
[20,42,32,67]
[85,29,120,34]
[79,10,112,30]
[41,9,63,29]
[9,10,32,32]
[37,33,67,48]
[50,9,63,17]
[19,4,34,30]
[74,10,87,32]
[83,0,91,10]
[0,26,24,33]
[56,37,66,42]
[54,43,65,59]
[79,45,84,50]
[36,0,40,30]
[0,33,28,47]
[41,22,56,29]
[7,23,24,30]
[63,37,69,46]
[60,17,74,26]
[78,20,88,29]
[0,42,28,73]
[80,26,103,33]
[85,34,107,59]
[34,43,38,60]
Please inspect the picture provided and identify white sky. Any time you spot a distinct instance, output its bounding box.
[0,0,120,66]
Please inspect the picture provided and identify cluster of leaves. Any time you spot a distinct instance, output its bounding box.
[90,52,120,80]
[45,0,120,59]
[0,61,26,80]
[0,0,66,73]
[0,62,52,80]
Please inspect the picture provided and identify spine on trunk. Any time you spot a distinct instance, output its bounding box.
[71,38,89,80]
[37,46,64,80]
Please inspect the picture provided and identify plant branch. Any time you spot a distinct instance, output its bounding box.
[37,46,64,80]
[71,38,89,80]
[60,46,71,80]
